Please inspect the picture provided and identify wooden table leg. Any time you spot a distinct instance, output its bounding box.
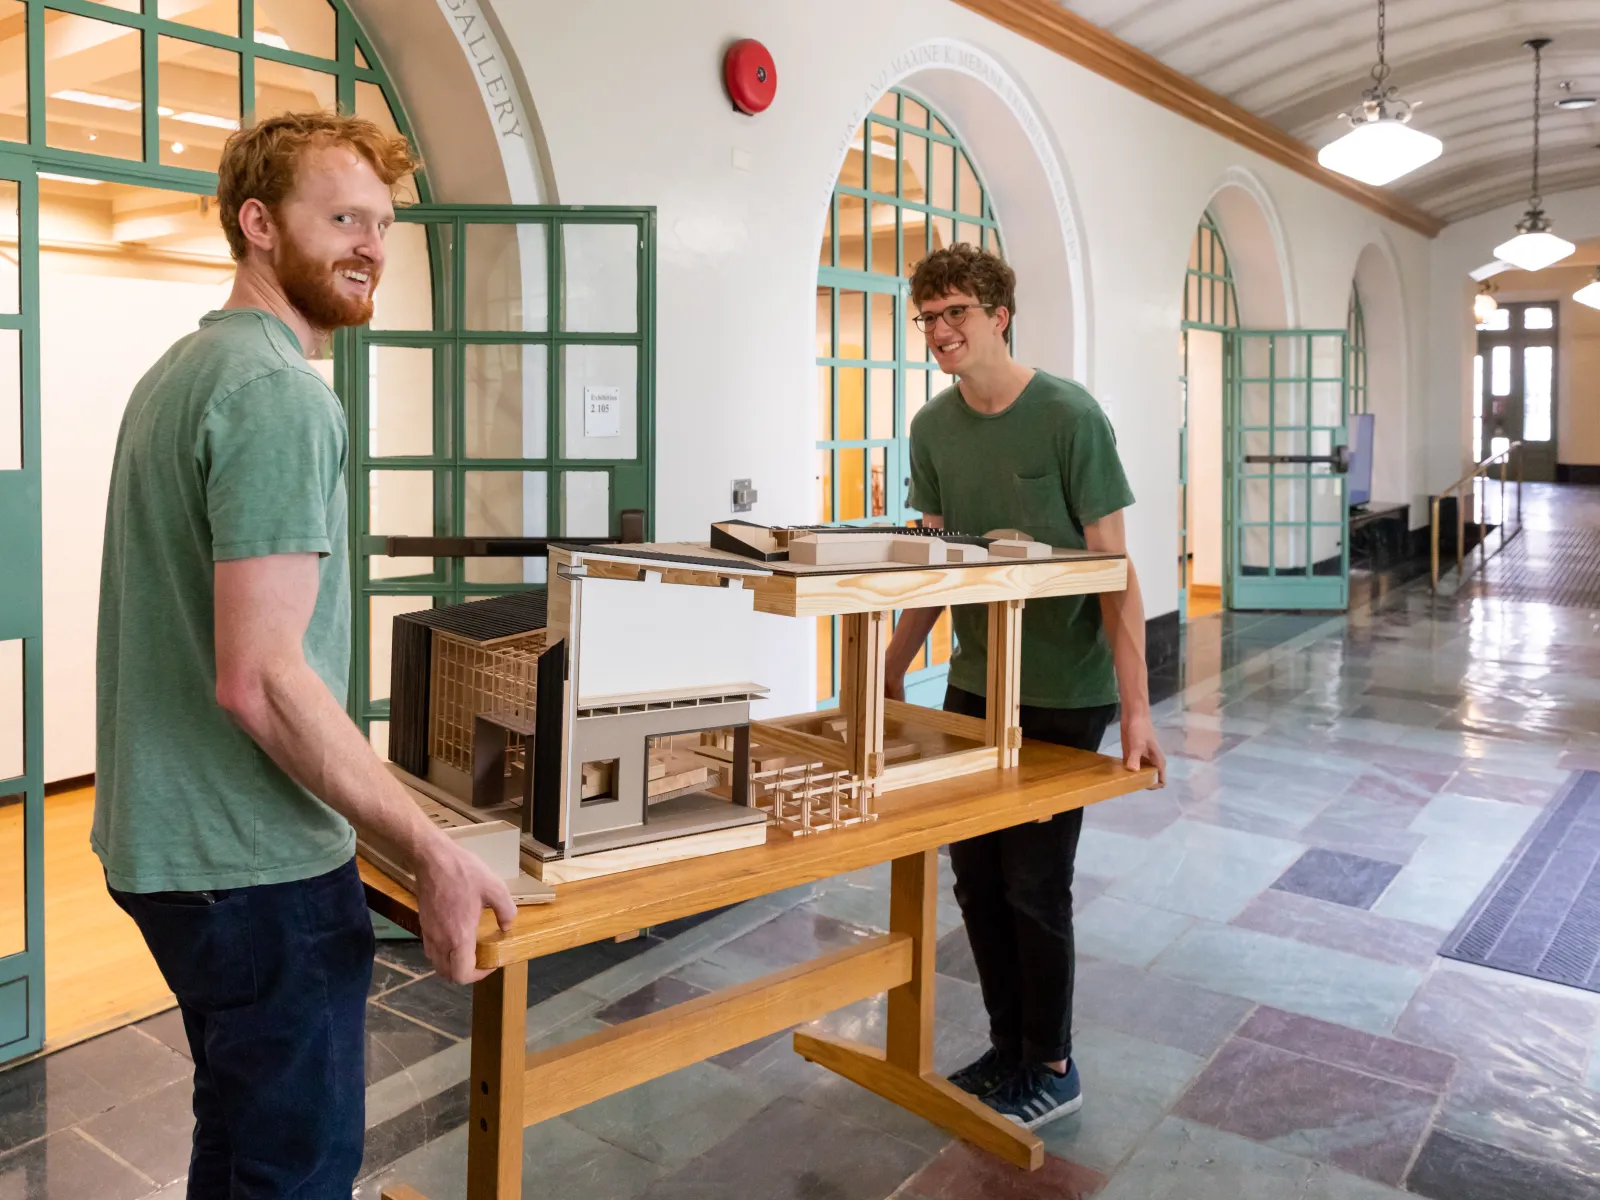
[467,962,528,1199]
[795,849,1044,1169]
[839,610,888,784]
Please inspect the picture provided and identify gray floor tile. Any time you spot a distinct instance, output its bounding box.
[564,1061,767,1169]
[1074,956,1254,1057]
[77,1077,192,1187]
[1271,848,1402,910]
[0,1129,154,1200]
[1105,821,1304,922]
[1073,895,1196,968]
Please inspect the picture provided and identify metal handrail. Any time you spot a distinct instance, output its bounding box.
[1431,443,1523,592]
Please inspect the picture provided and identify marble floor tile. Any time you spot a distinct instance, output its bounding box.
[132,1009,189,1060]
[1235,1006,1453,1090]
[375,975,473,1040]
[1073,896,1196,969]
[1406,1129,1600,1200]
[1172,1035,1435,1185]
[637,1096,934,1200]
[563,1061,767,1170]
[899,1141,1107,1199]
[596,975,709,1025]
[1231,887,1443,971]
[1443,764,1566,807]
[369,960,414,999]
[1369,866,1493,931]
[1434,1057,1600,1176]
[0,1128,154,1200]
[933,972,990,1037]
[1105,821,1305,922]
[1039,1024,1205,1173]
[1408,792,1541,848]
[373,939,434,976]
[1271,848,1401,910]
[934,927,978,985]
[1094,1118,1410,1200]
[1073,956,1253,1058]
[1150,925,1424,1036]
[365,1003,457,1086]
[360,1080,469,1183]
[1075,828,1157,882]
[77,1076,192,1187]
[1297,803,1427,867]
[1081,789,1184,839]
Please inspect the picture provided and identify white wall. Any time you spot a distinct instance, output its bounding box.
[1427,185,1600,491]
[41,263,230,781]
[464,0,1436,714]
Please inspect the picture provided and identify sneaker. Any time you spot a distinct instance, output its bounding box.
[948,1047,1018,1098]
[986,1061,1083,1129]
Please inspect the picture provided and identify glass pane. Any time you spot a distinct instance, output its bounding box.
[0,1,26,145]
[817,366,832,441]
[869,446,887,518]
[369,719,388,759]
[871,92,897,119]
[815,287,832,359]
[87,0,138,10]
[464,470,545,536]
[957,153,981,217]
[837,368,865,440]
[354,42,369,68]
[1312,477,1342,523]
[900,133,927,201]
[465,223,547,332]
[368,346,436,458]
[369,595,433,702]
[1311,382,1341,429]
[356,82,417,204]
[562,471,609,536]
[1478,307,1510,332]
[869,368,894,440]
[562,345,637,460]
[253,0,335,59]
[1523,306,1554,330]
[902,97,927,129]
[0,638,19,780]
[931,144,956,213]
[369,553,433,581]
[368,470,437,535]
[838,449,866,520]
[159,39,239,172]
[1274,526,1306,572]
[817,449,832,522]
[839,291,865,358]
[1490,346,1511,396]
[371,222,448,332]
[0,328,16,470]
[562,224,636,333]
[0,789,21,957]
[904,367,929,430]
[0,182,14,316]
[815,616,833,703]
[1523,346,1553,442]
[47,15,142,161]
[466,344,547,460]
[160,0,237,35]
[868,292,894,362]
[254,60,335,121]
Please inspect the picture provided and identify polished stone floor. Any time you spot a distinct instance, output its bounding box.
[6,484,1600,1200]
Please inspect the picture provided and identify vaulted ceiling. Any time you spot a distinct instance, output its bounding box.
[1060,0,1600,225]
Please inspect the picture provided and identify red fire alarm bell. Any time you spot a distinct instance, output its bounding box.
[724,39,777,115]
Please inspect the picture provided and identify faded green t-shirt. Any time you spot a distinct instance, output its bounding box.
[94,309,354,893]
[907,371,1135,709]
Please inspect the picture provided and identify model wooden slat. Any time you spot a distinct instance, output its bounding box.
[879,745,999,792]
[883,698,987,744]
[747,719,854,773]
[520,934,912,1125]
[987,599,1025,769]
[747,556,1126,617]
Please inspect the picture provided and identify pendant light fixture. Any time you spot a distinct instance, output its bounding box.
[1494,39,1576,273]
[1575,269,1600,312]
[1473,282,1499,323]
[1317,0,1442,186]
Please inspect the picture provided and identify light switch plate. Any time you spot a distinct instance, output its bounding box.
[731,478,757,513]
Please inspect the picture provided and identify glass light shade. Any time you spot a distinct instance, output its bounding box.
[1493,230,1576,272]
[1473,290,1498,322]
[1575,276,1600,312]
[1317,118,1443,185]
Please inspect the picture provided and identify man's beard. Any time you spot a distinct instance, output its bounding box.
[275,235,378,331]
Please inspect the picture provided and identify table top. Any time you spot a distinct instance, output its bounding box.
[361,742,1155,970]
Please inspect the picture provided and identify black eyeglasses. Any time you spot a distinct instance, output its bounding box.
[911,303,992,333]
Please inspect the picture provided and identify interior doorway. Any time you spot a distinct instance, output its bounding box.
[36,175,238,1048]
[1475,300,1559,482]
[1179,214,1238,621]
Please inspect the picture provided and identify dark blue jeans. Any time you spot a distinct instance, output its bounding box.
[943,686,1118,1065]
[110,857,374,1200]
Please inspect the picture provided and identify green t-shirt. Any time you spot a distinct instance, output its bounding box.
[94,309,355,893]
[907,370,1135,709]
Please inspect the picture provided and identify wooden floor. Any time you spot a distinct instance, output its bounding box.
[1187,584,1224,618]
[0,786,175,1053]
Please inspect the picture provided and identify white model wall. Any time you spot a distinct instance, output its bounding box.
[481,0,1434,715]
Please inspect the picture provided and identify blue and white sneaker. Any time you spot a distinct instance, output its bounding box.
[948,1047,1018,1099]
[986,1061,1082,1129]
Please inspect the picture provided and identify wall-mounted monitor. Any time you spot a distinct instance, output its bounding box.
[1348,412,1376,508]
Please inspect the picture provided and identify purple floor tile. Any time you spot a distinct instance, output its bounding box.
[1235,1005,1454,1090]
[1231,889,1443,970]
[1270,847,1401,910]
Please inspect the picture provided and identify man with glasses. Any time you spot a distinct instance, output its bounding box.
[885,243,1166,1131]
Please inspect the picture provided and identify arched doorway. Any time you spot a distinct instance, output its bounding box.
[0,0,654,1062]
[813,85,999,707]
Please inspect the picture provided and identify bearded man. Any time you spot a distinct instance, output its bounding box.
[94,112,515,1198]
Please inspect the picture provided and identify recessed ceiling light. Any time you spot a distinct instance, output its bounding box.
[51,89,139,112]
[253,30,290,50]
[170,141,185,155]
[1556,96,1598,110]
[171,111,240,131]
[38,173,102,185]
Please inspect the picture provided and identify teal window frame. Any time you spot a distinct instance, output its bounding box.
[1347,285,1368,416]
[815,88,1000,707]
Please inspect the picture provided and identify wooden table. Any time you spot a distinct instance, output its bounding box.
[363,741,1155,1200]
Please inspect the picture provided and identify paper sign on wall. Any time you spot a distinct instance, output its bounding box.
[583,386,622,438]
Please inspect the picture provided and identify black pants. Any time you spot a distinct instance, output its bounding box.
[944,685,1118,1065]
[110,857,374,1200]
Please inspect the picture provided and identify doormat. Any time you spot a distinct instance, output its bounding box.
[1440,770,1600,993]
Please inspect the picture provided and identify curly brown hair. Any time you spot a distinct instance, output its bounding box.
[217,111,420,261]
[908,244,1016,317]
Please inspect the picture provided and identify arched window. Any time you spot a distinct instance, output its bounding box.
[1178,214,1237,617]
[814,87,1000,704]
[1347,285,1368,415]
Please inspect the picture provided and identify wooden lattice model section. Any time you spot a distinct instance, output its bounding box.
[428,628,547,777]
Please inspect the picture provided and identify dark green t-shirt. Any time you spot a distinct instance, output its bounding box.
[94,309,355,892]
[907,370,1135,709]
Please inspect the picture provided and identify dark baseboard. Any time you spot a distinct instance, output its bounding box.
[1557,464,1600,485]
[1146,609,1181,673]
[45,773,94,796]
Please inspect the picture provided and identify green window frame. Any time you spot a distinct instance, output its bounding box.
[1347,285,1368,416]
[815,87,1000,706]
[1178,213,1239,618]
[346,207,656,739]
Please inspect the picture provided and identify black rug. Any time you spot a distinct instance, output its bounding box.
[1440,770,1600,993]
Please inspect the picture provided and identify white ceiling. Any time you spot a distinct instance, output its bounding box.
[1060,0,1600,226]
